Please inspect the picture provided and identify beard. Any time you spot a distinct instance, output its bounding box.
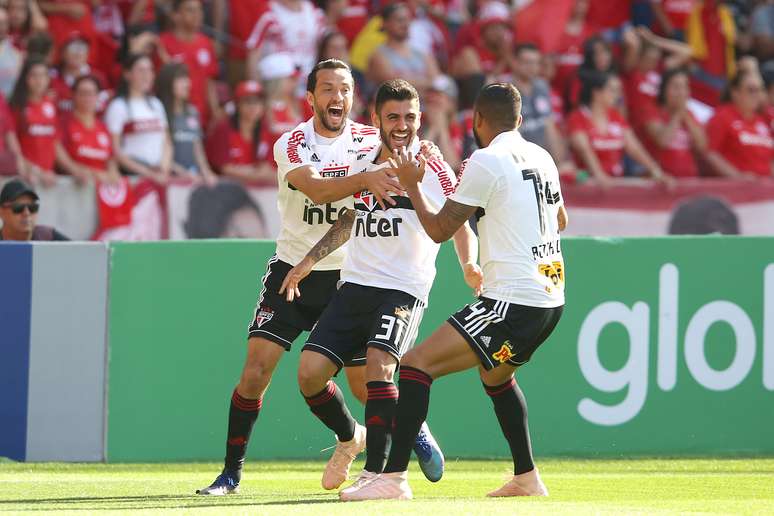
[473,124,484,150]
[379,125,415,153]
[314,101,349,133]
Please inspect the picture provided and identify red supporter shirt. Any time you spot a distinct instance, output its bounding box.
[0,94,12,154]
[337,0,369,43]
[707,104,774,177]
[624,69,661,131]
[586,0,631,30]
[568,107,628,177]
[60,114,113,171]
[654,0,695,32]
[698,5,727,77]
[257,100,310,166]
[45,1,96,46]
[49,67,110,114]
[553,28,590,99]
[644,108,699,177]
[114,0,156,24]
[228,0,268,59]
[12,99,59,171]
[159,32,218,125]
[453,22,498,74]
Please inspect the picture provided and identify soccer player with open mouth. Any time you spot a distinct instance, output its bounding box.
[279,78,482,500]
[345,83,569,500]
[196,60,444,496]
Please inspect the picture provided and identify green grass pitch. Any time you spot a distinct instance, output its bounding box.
[2,458,773,514]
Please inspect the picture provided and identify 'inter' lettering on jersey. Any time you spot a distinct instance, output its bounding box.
[451,130,565,308]
[274,118,379,270]
[341,140,457,304]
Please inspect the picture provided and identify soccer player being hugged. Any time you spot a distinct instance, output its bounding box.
[279,79,482,499]
[197,60,443,496]
[346,83,569,500]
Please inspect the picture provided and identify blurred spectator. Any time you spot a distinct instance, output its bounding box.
[706,70,773,177]
[650,0,695,40]
[105,53,173,184]
[541,52,566,127]
[567,34,620,108]
[335,0,369,44]
[49,33,109,114]
[38,1,96,49]
[750,0,774,66]
[6,0,48,50]
[158,0,220,128]
[0,177,68,240]
[8,57,58,187]
[317,30,349,63]
[685,0,736,106]
[420,74,461,171]
[643,67,707,177]
[184,180,268,238]
[114,0,157,30]
[245,0,325,82]
[568,71,671,187]
[452,1,513,83]
[367,2,439,96]
[0,7,22,97]
[510,43,574,173]
[765,70,774,131]
[25,31,53,64]
[552,0,593,101]
[0,92,23,175]
[155,61,217,184]
[216,0,264,85]
[257,54,309,168]
[624,26,692,137]
[206,80,274,185]
[57,74,120,184]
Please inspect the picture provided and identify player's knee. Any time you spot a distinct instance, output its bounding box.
[365,347,397,383]
[297,354,330,396]
[399,348,429,374]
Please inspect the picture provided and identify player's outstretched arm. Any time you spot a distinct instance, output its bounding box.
[278,208,356,302]
[286,166,404,209]
[453,222,483,296]
[558,205,569,232]
[390,147,478,243]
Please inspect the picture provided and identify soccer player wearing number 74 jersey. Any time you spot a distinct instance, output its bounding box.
[347,82,569,500]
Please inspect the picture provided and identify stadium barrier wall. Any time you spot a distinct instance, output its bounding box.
[105,237,774,461]
[0,243,108,462]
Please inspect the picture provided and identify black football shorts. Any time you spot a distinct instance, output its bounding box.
[302,282,425,371]
[448,297,563,370]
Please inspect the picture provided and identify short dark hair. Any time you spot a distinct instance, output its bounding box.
[173,0,198,10]
[306,58,352,93]
[374,79,418,115]
[579,70,614,106]
[657,67,689,106]
[514,42,540,56]
[381,2,407,21]
[474,83,522,130]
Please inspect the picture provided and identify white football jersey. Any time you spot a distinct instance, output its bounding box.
[274,118,380,270]
[341,140,458,304]
[451,130,565,308]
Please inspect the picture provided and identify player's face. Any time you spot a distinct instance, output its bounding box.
[374,98,421,152]
[308,68,354,133]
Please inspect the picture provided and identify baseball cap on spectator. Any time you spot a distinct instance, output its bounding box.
[259,54,299,81]
[0,179,39,204]
[478,1,510,28]
[234,80,264,101]
[430,74,458,99]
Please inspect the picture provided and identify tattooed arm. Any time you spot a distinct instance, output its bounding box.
[279,208,355,301]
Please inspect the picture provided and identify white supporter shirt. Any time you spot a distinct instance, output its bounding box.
[246,0,325,77]
[273,117,380,270]
[104,96,167,167]
[341,140,457,304]
[451,130,565,308]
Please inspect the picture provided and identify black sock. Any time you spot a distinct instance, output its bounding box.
[364,381,398,473]
[383,366,432,473]
[484,378,534,475]
[304,381,356,442]
[224,388,262,479]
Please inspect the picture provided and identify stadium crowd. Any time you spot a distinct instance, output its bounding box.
[0,0,772,240]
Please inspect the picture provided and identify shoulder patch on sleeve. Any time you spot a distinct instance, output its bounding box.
[286,129,306,164]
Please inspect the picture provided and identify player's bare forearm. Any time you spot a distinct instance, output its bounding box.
[405,184,477,243]
[287,167,401,208]
[305,208,355,264]
[452,222,478,267]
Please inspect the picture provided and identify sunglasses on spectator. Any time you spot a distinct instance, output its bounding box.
[6,202,40,214]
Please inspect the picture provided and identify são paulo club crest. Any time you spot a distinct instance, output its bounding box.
[254,306,274,328]
[354,190,377,211]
